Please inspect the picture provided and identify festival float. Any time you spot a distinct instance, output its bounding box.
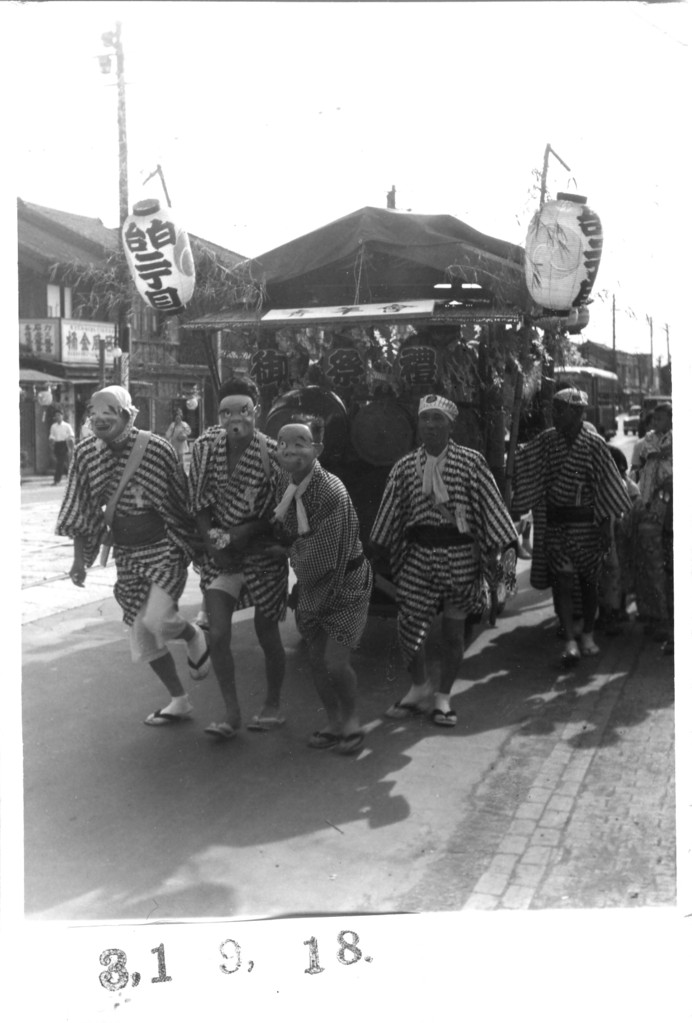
[183,205,547,617]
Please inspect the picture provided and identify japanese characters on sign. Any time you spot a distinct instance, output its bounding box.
[251,348,290,389]
[61,321,117,364]
[394,345,440,391]
[323,347,367,392]
[19,319,59,359]
[261,300,435,323]
[122,199,196,314]
[524,192,603,312]
[18,319,118,364]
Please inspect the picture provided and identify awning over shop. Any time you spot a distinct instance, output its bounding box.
[18,368,66,384]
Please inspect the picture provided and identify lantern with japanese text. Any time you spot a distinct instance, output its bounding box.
[525,193,603,312]
[122,199,196,314]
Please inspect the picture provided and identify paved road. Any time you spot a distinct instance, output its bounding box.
[20,473,676,922]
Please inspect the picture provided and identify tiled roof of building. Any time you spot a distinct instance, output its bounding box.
[18,198,246,270]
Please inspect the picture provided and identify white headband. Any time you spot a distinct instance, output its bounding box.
[418,394,458,422]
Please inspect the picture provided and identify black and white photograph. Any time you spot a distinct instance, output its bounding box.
[4,1,690,1019]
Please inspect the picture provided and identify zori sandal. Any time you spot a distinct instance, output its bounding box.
[307,730,341,750]
[336,732,365,755]
[144,708,192,727]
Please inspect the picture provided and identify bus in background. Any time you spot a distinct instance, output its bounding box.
[554,366,618,438]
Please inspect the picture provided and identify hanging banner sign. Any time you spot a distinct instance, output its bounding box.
[122,199,196,314]
[261,300,435,323]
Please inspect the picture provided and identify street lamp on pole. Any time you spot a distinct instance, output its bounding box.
[99,21,130,390]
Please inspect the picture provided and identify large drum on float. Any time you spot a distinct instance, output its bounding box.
[350,398,416,466]
[264,386,348,463]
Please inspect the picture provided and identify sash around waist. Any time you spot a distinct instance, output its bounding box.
[111,511,167,547]
[545,504,595,524]
[405,524,475,548]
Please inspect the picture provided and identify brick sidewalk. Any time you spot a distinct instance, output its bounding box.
[400,622,676,911]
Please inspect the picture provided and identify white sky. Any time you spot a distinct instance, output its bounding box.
[5,0,690,364]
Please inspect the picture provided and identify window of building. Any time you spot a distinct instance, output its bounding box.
[46,283,73,318]
[46,284,61,317]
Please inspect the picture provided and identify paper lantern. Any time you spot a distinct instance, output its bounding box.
[37,387,53,406]
[186,397,199,411]
[525,193,603,312]
[122,199,195,314]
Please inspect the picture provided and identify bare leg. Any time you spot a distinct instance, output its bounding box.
[149,651,186,697]
[205,589,242,729]
[324,636,360,737]
[254,610,286,716]
[439,615,465,695]
[579,575,600,654]
[307,630,343,734]
[553,572,577,640]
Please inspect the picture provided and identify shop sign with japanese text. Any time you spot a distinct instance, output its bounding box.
[61,321,117,364]
[19,319,60,360]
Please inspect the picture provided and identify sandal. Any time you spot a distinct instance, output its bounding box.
[247,714,286,732]
[204,722,237,740]
[431,708,457,728]
[307,730,341,750]
[144,708,192,727]
[337,732,365,755]
[385,698,430,719]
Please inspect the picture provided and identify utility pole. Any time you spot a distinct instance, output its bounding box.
[100,22,130,390]
[665,322,670,364]
[611,293,617,372]
[645,314,654,393]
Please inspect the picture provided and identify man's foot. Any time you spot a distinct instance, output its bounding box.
[385,698,430,719]
[187,624,210,680]
[580,633,600,656]
[307,730,342,749]
[204,722,237,740]
[431,708,457,727]
[247,712,286,731]
[144,695,193,726]
[336,732,365,755]
[562,640,581,666]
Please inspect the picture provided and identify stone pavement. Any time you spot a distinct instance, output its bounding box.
[394,609,676,911]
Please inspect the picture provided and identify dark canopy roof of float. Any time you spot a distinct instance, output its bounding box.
[244,205,532,312]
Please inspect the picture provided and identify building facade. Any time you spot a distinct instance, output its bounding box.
[18,199,244,475]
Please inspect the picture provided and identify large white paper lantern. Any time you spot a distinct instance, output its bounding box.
[122,199,196,314]
[37,386,53,406]
[525,192,603,312]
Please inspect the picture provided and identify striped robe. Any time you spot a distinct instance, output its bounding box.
[188,427,288,620]
[56,430,195,625]
[275,463,372,647]
[370,441,517,664]
[512,425,631,593]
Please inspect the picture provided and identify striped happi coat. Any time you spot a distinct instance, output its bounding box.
[512,425,631,592]
[56,430,196,625]
[275,463,372,647]
[188,428,288,620]
[370,441,517,664]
